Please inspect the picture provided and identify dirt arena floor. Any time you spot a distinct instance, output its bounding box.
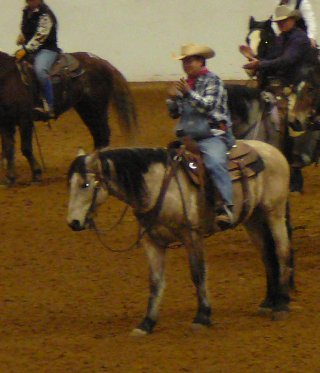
[1,82,320,373]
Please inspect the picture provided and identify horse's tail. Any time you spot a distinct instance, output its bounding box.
[111,68,138,141]
[286,201,295,290]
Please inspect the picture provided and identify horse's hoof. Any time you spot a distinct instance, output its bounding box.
[130,328,148,337]
[272,310,289,321]
[0,178,15,188]
[192,317,212,328]
[290,191,302,196]
[191,322,210,331]
[32,174,42,184]
[257,307,273,317]
[31,179,42,185]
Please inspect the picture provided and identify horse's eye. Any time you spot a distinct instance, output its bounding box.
[81,182,90,189]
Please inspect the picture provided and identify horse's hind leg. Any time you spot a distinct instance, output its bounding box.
[245,215,278,312]
[19,120,42,182]
[265,206,292,314]
[75,101,110,148]
[0,126,16,185]
[185,233,211,327]
[290,167,304,193]
[245,207,291,315]
[131,236,166,336]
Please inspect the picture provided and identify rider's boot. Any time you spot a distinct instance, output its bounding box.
[216,204,234,230]
[33,78,55,120]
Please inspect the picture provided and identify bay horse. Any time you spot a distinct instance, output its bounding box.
[0,51,137,185]
[67,141,293,335]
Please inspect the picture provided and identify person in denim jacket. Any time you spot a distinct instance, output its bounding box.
[166,43,235,228]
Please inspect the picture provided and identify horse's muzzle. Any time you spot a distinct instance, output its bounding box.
[68,220,85,231]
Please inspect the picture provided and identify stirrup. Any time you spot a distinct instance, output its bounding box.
[216,205,234,230]
[33,107,55,121]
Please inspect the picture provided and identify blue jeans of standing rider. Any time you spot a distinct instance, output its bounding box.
[197,135,233,207]
[34,49,58,111]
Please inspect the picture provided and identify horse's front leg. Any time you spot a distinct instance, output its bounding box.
[185,231,211,327]
[0,126,16,186]
[131,234,166,336]
[19,120,42,183]
[290,167,303,193]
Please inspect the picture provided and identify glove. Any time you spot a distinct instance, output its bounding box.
[15,48,27,61]
[16,34,26,46]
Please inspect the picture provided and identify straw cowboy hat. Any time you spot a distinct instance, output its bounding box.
[272,5,301,22]
[172,43,215,60]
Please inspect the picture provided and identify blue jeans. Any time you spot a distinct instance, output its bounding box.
[34,49,58,109]
[198,135,233,206]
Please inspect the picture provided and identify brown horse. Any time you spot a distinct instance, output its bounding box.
[0,51,137,185]
[67,141,293,335]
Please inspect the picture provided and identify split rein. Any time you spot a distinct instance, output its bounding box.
[85,148,193,253]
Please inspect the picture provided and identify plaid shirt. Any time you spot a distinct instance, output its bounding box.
[167,71,232,132]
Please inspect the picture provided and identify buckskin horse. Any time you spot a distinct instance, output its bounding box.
[0,51,137,185]
[67,140,294,335]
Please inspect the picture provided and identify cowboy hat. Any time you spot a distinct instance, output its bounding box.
[272,5,301,22]
[172,43,215,60]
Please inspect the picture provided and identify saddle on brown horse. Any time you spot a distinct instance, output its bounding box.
[19,52,84,86]
[18,52,84,120]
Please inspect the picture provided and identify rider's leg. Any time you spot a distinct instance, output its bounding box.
[198,136,234,227]
[34,49,58,117]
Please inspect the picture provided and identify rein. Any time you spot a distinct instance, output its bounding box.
[85,147,196,253]
[237,106,265,140]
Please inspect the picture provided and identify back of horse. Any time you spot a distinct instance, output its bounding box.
[231,140,289,224]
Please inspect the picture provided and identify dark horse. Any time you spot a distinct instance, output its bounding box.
[0,51,137,185]
[246,17,275,60]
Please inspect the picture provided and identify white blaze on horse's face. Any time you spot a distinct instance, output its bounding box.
[247,29,261,57]
[67,171,98,229]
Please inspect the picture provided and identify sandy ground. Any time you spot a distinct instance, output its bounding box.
[1,82,320,373]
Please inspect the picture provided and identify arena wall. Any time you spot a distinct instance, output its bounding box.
[2,0,320,81]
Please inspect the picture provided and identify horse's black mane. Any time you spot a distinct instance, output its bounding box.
[68,148,169,203]
[226,84,261,123]
[100,148,168,202]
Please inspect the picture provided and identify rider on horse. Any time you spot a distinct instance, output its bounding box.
[243,5,317,91]
[274,0,317,48]
[166,43,235,229]
[15,0,59,119]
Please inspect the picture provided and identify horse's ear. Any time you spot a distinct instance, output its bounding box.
[86,151,101,172]
[77,147,86,157]
[249,16,255,30]
[266,18,272,28]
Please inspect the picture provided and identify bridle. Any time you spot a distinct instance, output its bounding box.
[81,148,201,253]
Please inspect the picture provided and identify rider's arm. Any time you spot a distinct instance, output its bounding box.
[258,33,310,70]
[24,13,53,53]
[166,98,182,119]
[187,75,223,113]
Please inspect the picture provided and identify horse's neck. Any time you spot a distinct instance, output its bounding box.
[106,159,167,212]
[0,53,17,80]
